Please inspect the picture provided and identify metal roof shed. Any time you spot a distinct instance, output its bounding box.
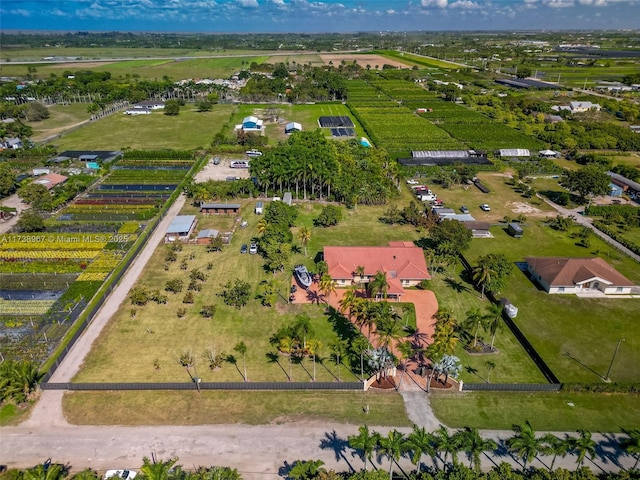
[166,215,197,236]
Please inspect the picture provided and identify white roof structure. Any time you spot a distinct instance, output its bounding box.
[499,149,530,157]
[412,150,471,158]
[285,122,302,132]
[539,149,558,157]
[167,215,197,235]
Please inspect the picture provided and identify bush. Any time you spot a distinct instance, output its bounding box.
[183,291,195,303]
[165,278,184,294]
[315,205,343,227]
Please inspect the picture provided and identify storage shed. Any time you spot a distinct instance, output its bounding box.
[508,222,524,238]
[166,215,197,242]
[283,192,292,206]
[200,203,241,214]
[255,201,264,214]
[196,229,219,245]
[285,122,302,134]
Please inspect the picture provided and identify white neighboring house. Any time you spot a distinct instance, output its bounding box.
[525,257,634,295]
[236,115,264,133]
[551,101,601,114]
[133,100,165,110]
[124,108,152,115]
[1,137,23,149]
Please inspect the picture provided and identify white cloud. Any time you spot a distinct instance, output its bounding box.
[542,0,574,7]
[8,8,31,16]
[387,8,396,13]
[237,0,259,7]
[449,1,481,9]
[578,0,608,6]
[271,0,285,4]
[421,0,449,7]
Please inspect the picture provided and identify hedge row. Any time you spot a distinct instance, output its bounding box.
[592,220,640,257]
[561,382,640,393]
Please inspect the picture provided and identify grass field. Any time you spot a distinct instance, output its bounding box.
[48,104,237,150]
[28,103,92,143]
[73,200,421,384]
[430,391,640,432]
[375,50,463,70]
[62,390,412,426]
[231,103,366,145]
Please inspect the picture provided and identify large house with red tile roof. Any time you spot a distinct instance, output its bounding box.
[324,241,430,300]
[525,257,634,295]
[32,173,68,190]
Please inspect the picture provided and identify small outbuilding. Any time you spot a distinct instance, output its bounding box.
[196,229,220,245]
[166,215,197,242]
[463,221,492,238]
[508,222,524,238]
[200,203,241,214]
[283,192,292,206]
[285,122,302,134]
[255,201,264,214]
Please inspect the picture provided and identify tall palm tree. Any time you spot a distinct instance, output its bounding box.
[367,270,389,300]
[307,339,321,382]
[620,429,640,470]
[374,312,405,350]
[570,429,597,469]
[433,425,461,469]
[377,429,406,480]
[292,313,314,350]
[351,336,370,381]
[297,226,312,257]
[355,265,366,292]
[330,339,347,382]
[540,433,571,471]
[463,308,488,348]
[485,303,504,351]
[233,341,248,382]
[459,426,497,471]
[403,425,436,473]
[319,273,336,304]
[348,425,380,471]
[140,456,178,480]
[338,288,357,316]
[23,463,67,480]
[395,340,414,390]
[507,420,542,469]
[472,259,495,299]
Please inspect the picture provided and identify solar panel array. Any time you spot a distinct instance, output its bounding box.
[331,128,356,137]
[318,116,355,128]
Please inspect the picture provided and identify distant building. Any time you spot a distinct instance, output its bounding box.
[499,149,530,158]
[33,173,68,190]
[196,229,219,245]
[285,122,302,134]
[200,203,241,214]
[236,115,264,133]
[165,215,197,242]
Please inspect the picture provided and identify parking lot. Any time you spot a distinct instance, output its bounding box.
[193,156,252,182]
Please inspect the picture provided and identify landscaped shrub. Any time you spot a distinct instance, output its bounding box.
[592,220,640,256]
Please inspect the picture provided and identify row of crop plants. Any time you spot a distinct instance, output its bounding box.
[1,153,196,364]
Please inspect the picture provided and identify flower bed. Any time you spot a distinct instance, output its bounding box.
[0,299,56,315]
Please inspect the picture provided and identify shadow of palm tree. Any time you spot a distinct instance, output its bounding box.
[320,430,355,472]
[306,289,323,305]
[596,433,625,468]
[444,277,471,293]
[266,351,289,380]
[225,354,245,381]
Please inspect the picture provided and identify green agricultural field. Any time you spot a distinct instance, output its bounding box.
[48,104,237,150]
[26,103,92,143]
[430,391,640,432]
[73,200,422,384]
[62,390,412,426]
[466,222,640,384]
[375,50,463,70]
[532,61,640,88]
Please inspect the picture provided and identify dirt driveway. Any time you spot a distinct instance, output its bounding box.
[194,157,252,182]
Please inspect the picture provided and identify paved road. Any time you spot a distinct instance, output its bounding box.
[0,193,28,234]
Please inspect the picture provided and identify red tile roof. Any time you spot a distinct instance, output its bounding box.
[525,257,633,287]
[33,173,68,190]
[324,243,430,281]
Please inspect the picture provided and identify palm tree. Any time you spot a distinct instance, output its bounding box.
[620,429,640,470]
[330,339,347,381]
[404,425,436,473]
[377,429,406,480]
[23,463,67,480]
[460,426,497,471]
[463,308,488,348]
[540,433,571,471]
[339,289,357,316]
[348,425,380,471]
[307,339,321,382]
[355,265,366,292]
[318,273,336,304]
[472,259,495,299]
[233,341,248,382]
[288,460,326,480]
[351,336,370,381]
[140,456,178,480]
[374,311,405,350]
[507,420,542,469]
[279,336,296,381]
[367,270,389,299]
[570,429,597,469]
[395,340,414,390]
[485,303,504,351]
[292,313,314,350]
[297,226,312,257]
[433,425,461,469]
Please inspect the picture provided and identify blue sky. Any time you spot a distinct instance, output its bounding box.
[2,0,639,32]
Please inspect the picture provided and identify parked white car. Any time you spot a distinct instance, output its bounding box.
[406,179,420,185]
[480,204,491,211]
[105,470,137,480]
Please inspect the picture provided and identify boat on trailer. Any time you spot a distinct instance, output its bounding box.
[294,264,312,288]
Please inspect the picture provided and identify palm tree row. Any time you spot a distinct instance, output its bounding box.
[346,423,640,477]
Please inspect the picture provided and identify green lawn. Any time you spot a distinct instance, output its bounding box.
[466,222,640,383]
[27,103,92,143]
[49,104,237,151]
[429,271,546,384]
[430,391,640,432]
[62,390,412,426]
